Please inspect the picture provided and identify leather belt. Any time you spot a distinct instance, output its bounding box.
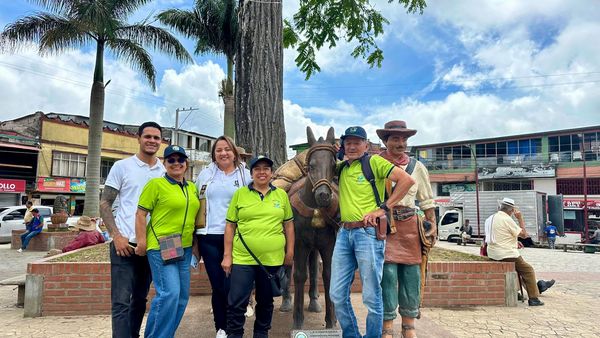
[392,207,416,221]
[341,221,373,229]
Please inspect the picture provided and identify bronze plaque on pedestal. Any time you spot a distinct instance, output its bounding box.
[290,330,342,338]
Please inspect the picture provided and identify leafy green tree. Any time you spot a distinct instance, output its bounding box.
[0,0,192,217]
[284,0,427,79]
[157,0,238,138]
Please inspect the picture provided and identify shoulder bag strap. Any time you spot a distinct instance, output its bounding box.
[148,179,190,241]
[405,157,417,175]
[237,229,274,278]
[360,154,382,206]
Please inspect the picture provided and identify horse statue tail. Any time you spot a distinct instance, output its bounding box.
[272,149,309,192]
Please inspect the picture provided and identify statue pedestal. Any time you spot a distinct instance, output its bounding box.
[290,330,342,338]
[47,223,69,232]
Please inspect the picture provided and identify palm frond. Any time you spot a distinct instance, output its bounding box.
[29,0,78,16]
[107,38,156,89]
[38,19,94,55]
[156,9,203,38]
[107,0,153,20]
[0,13,88,52]
[116,24,192,64]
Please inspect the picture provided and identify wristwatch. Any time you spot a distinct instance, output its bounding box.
[379,202,390,212]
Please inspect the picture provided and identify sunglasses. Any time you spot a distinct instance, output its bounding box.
[167,157,186,164]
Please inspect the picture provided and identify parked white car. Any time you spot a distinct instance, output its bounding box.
[0,206,80,243]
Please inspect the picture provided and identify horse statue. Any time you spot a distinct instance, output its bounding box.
[286,126,339,329]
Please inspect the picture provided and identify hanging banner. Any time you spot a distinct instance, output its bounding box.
[37,177,71,192]
[478,164,555,179]
[69,178,86,193]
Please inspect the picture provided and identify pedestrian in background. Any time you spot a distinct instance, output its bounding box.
[100,122,165,338]
[222,155,295,338]
[544,221,558,249]
[18,208,43,252]
[195,136,250,338]
[135,145,199,338]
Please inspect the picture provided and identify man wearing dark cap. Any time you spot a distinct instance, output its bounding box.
[376,120,436,338]
[330,126,415,338]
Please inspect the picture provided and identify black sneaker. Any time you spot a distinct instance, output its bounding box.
[537,279,556,294]
[528,298,544,306]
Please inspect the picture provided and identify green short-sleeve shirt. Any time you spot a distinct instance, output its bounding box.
[338,154,394,222]
[138,175,200,251]
[226,183,293,266]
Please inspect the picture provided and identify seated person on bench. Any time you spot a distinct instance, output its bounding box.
[590,226,600,244]
[460,219,473,244]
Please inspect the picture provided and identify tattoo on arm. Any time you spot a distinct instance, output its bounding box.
[100,186,120,238]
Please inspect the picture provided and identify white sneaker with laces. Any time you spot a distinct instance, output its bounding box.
[17,248,23,253]
[216,329,227,338]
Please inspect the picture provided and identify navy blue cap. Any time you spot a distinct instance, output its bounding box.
[341,126,367,140]
[164,145,188,159]
[249,155,273,171]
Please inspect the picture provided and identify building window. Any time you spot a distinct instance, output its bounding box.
[549,132,600,162]
[475,138,542,165]
[556,178,600,195]
[52,152,86,177]
[481,180,532,191]
[198,138,210,152]
[101,158,117,184]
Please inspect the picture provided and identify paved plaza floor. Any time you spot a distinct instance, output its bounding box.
[0,241,598,337]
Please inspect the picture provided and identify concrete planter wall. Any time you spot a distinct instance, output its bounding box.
[12,230,78,251]
[25,245,517,317]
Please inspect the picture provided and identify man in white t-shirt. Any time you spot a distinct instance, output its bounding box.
[487,197,555,306]
[100,122,165,338]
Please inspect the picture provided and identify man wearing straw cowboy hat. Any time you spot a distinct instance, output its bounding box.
[62,216,105,253]
[376,120,436,338]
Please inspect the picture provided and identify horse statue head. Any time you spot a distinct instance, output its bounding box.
[305,126,336,208]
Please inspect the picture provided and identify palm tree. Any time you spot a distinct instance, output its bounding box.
[157,0,238,138]
[0,0,192,217]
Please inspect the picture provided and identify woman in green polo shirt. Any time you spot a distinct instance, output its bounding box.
[222,155,295,338]
[134,145,199,338]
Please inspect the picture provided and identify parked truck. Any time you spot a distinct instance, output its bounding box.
[437,190,564,244]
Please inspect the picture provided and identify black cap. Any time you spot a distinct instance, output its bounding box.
[164,145,188,159]
[341,126,367,140]
[249,155,274,171]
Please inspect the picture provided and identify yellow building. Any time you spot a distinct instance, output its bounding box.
[1,112,168,214]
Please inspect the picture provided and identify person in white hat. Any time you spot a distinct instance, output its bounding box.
[61,216,105,253]
[487,197,555,306]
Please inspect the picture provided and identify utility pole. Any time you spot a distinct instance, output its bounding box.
[173,107,199,145]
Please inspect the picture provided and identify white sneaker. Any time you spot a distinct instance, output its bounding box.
[216,329,227,338]
[17,248,23,253]
[245,304,254,317]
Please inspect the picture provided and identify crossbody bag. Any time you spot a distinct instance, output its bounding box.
[150,180,190,264]
[237,230,285,297]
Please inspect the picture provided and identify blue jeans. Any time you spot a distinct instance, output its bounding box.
[20,229,42,249]
[330,227,385,338]
[145,247,192,338]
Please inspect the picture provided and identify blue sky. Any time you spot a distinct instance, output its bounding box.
[1,0,599,155]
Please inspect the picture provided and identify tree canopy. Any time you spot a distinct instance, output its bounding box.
[284,0,427,79]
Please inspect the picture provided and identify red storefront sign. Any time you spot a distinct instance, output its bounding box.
[37,177,71,192]
[563,199,600,210]
[0,179,26,193]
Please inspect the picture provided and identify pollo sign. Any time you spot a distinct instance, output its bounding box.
[0,179,26,193]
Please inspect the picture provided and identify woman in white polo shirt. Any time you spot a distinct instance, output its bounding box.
[195,136,250,338]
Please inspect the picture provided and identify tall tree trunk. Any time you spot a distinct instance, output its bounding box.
[223,56,235,139]
[83,41,105,217]
[234,0,286,166]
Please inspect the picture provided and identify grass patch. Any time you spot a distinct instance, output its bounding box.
[48,242,486,263]
[50,242,110,262]
[429,246,489,261]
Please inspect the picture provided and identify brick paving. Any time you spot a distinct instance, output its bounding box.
[0,241,599,337]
